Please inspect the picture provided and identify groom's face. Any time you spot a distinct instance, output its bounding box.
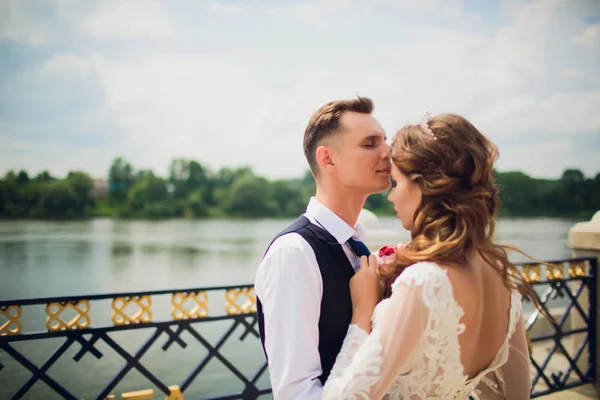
[330,112,391,194]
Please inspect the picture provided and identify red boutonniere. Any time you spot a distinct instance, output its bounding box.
[379,246,396,257]
[377,245,399,266]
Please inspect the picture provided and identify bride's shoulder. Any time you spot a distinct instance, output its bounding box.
[391,261,449,292]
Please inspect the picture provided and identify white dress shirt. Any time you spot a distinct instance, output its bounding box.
[254,197,366,399]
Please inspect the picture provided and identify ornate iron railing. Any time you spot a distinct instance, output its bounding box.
[0,285,268,399]
[523,257,597,397]
[0,257,597,399]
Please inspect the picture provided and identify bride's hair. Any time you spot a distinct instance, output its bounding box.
[382,113,537,304]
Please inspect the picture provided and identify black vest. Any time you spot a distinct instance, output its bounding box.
[256,216,355,385]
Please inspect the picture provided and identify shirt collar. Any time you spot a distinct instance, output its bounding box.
[305,197,366,244]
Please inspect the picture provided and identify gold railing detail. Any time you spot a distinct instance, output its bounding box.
[46,300,90,331]
[546,263,564,281]
[167,385,184,400]
[522,265,541,282]
[106,385,183,400]
[569,261,587,278]
[121,388,153,399]
[171,291,208,320]
[525,329,533,356]
[112,296,152,326]
[225,287,256,315]
[0,305,22,335]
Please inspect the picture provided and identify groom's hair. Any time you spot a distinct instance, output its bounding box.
[303,96,373,177]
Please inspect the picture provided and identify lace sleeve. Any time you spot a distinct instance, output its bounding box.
[503,312,532,398]
[476,310,531,400]
[326,325,369,381]
[472,295,531,400]
[322,264,437,399]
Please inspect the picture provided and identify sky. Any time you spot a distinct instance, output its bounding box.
[1,0,599,181]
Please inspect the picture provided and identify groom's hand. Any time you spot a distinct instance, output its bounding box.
[350,254,384,332]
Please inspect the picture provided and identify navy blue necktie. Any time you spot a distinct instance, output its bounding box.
[347,238,371,257]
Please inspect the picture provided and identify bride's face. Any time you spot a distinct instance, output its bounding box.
[387,163,422,230]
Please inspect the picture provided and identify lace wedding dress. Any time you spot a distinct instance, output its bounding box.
[322,262,531,399]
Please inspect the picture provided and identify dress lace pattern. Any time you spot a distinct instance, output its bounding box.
[322,262,524,400]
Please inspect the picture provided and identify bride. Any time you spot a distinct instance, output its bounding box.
[321,112,534,399]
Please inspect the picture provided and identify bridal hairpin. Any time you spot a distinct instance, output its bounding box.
[419,111,437,140]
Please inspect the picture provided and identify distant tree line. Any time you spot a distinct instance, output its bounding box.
[0,170,94,218]
[492,169,599,218]
[0,157,598,219]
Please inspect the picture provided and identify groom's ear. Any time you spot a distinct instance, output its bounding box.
[316,145,335,170]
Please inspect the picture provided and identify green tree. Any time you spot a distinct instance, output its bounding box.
[211,167,255,208]
[66,171,95,213]
[591,173,600,211]
[108,157,134,202]
[17,170,30,185]
[169,158,190,199]
[186,188,209,217]
[496,171,538,215]
[187,160,208,192]
[271,180,305,216]
[559,169,586,213]
[126,172,169,215]
[168,158,209,199]
[1,171,25,217]
[223,174,277,217]
[134,169,154,183]
[38,180,80,218]
[213,167,236,188]
[35,170,54,182]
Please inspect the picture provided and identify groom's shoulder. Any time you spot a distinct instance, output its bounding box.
[257,230,317,282]
[273,215,312,237]
[255,231,319,297]
[266,232,313,255]
[265,216,312,253]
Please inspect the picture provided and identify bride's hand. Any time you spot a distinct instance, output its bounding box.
[350,254,384,333]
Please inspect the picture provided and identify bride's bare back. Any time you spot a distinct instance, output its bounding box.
[443,251,514,379]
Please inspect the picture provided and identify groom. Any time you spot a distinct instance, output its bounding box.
[255,96,392,399]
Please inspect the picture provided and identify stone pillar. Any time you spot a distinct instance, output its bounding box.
[568,210,600,389]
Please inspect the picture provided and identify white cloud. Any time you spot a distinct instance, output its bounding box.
[280,0,474,32]
[81,0,173,39]
[85,54,289,176]
[0,139,118,179]
[0,0,55,45]
[573,24,600,49]
[482,1,563,94]
[0,24,54,46]
[499,139,570,175]
[42,54,92,77]
[560,68,585,79]
[264,6,279,16]
[495,139,600,178]
[289,0,464,19]
[473,91,600,136]
[376,0,465,16]
[210,3,244,15]
[482,0,599,96]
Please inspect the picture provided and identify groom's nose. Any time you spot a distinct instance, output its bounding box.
[381,144,391,159]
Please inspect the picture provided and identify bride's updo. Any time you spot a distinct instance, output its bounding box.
[381,113,533,299]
